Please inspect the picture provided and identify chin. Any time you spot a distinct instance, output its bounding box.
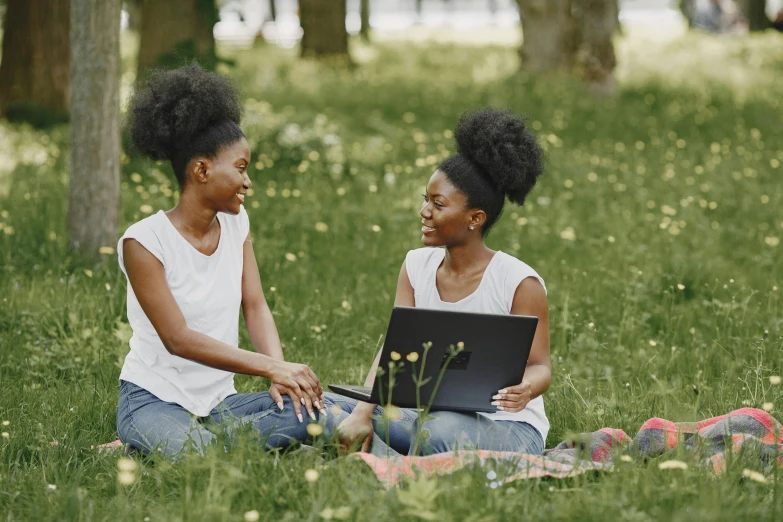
[421,234,444,247]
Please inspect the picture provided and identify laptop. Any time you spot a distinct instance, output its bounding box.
[328,306,538,413]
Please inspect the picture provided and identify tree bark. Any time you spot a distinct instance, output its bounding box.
[269,0,277,22]
[738,0,770,31]
[137,0,218,76]
[360,0,371,42]
[300,0,349,59]
[0,0,70,121]
[68,0,121,257]
[516,0,577,73]
[573,0,617,95]
[680,0,696,27]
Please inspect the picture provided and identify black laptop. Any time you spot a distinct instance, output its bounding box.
[328,306,538,413]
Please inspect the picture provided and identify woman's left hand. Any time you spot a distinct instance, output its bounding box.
[268,383,326,416]
[491,380,532,413]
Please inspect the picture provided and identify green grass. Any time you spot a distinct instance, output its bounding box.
[1,29,783,521]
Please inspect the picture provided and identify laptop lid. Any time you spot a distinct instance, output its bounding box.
[369,306,538,413]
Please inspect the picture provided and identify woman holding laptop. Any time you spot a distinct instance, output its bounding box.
[333,108,551,456]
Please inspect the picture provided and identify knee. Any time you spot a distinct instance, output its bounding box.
[413,412,469,455]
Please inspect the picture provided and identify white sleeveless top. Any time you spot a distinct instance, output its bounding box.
[405,247,550,442]
[116,206,249,416]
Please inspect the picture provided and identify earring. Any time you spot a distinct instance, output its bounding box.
[469,225,475,230]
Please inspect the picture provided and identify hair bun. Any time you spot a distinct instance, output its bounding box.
[129,64,242,161]
[454,107,544,205]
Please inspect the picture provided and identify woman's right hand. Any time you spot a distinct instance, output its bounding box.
[336,410,374,452]
[268,360,326,421]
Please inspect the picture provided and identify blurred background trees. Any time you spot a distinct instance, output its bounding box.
[300,0,349,59]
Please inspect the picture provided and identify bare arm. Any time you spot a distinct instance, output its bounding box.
[509,277,551,400]
[241,234,284,362]
[352,261,415,418]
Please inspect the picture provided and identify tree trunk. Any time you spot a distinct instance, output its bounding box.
[573,0,617,96]
[0,0,70,123]
[738,0,770,31]
[269,0,277,22]
[137,0,218,76]
[68,0,121,257]
[124,0,141,32]
[680,0,696,27]
[360,0,370,42]
[299,0,349,59]
[516,0,577,73]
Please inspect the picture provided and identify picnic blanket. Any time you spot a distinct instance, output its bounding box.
[355,408,783,486]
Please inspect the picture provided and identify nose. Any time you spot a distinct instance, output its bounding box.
[420,201,431,219]
[243,172,252,189]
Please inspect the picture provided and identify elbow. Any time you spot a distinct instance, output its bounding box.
[161,327,190,357]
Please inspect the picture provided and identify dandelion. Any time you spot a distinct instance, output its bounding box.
[742,469,768,484]
[285,253,297,262]
[117,471,135,485]
[486,470,497,480]
[269,287,276,292]
[677,284,685,290]
[649,340,657,347]
[457,341,465,350]
[48,232,57,241]
[266,187,276,197]
[47,484,57,491]
[341,300,351,311]
[333,507,351,519]
[315,222,329,232]
[320,508,334,520]
[130,173,142,183]
[620,455,633,462]
[1,420,8,426]
[304,468,320,482]
[306,423,323,437]
[390,351,401,361]
[765,236,779,247]
[587,322,594,329]
[368,185,378,193]
[607,236,615,243]
[98,246,115,255]
[770,376,781,385]
[371,225,381,232]
[762,402,773,412]
[517,217,528,226]
[406,352,419,362]
[105,283,111,291]
[559,227,576,241]
[331,405,343,416]
[117,458,137,472]
[383,405,402,421]
[83,269,93,278]
[311,326,322,333]
[244,510,260,522]
[658,460,688,470]
[1,432,8,439]
[139,204,153,214]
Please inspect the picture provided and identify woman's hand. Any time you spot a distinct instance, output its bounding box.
[492,380,532,413]
[267,361,326,421]
[335,410,373,453]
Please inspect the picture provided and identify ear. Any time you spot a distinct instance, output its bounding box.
[190,158,209,184]
[469,209,486,230]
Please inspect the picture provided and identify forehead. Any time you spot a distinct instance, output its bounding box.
[427,170,460,198]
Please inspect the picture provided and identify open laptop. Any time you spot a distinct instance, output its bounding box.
[328,306,538,413]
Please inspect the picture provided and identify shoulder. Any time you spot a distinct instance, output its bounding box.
[219,205,250,239]
[495,251,547,296]
[118,212,169,274]
[404,247,443,288]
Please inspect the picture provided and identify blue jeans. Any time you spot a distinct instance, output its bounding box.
[117,380,351,458]
[326,393,544,456]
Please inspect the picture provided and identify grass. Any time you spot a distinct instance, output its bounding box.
[1,27,783,521]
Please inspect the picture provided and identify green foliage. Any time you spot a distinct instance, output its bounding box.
[0,31,782,520]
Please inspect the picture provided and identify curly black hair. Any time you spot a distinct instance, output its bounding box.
[438,108,544,235]
[128,64,245,187]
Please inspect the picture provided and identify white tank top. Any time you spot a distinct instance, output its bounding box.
[116,207,249,416]
[404,247,550,442]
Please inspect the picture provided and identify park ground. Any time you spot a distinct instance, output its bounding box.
[1,25,782,521]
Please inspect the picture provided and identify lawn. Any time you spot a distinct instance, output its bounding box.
[0,28,782,521]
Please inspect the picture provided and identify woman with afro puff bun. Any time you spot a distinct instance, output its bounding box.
[115,65,364,458]
[332,108,551,456]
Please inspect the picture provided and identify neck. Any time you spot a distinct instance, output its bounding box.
[167,188,218,238]
[443,239,494,276]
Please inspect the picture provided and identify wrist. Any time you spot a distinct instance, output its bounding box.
[353,402,375,419]
[257,354,278,379]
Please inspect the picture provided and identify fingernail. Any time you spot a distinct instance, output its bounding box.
[491,401,499,406]
[320,408,327,416]
[314,400,321,409]
[497,406,505,411]
[300,398,305,405]
[492,394,501,400]
[277,402,284,411]
[309,412,316,421]
[297,413,304,423]
[499,389,508,394]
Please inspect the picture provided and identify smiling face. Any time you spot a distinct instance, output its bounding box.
[191,137,252,214]
[420,170,485,247]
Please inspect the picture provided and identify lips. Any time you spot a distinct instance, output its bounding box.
[236,192,246,203]
[422,224,435,234]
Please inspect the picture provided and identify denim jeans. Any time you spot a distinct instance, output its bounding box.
[117,380,355,458]
[325,392,545,456]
